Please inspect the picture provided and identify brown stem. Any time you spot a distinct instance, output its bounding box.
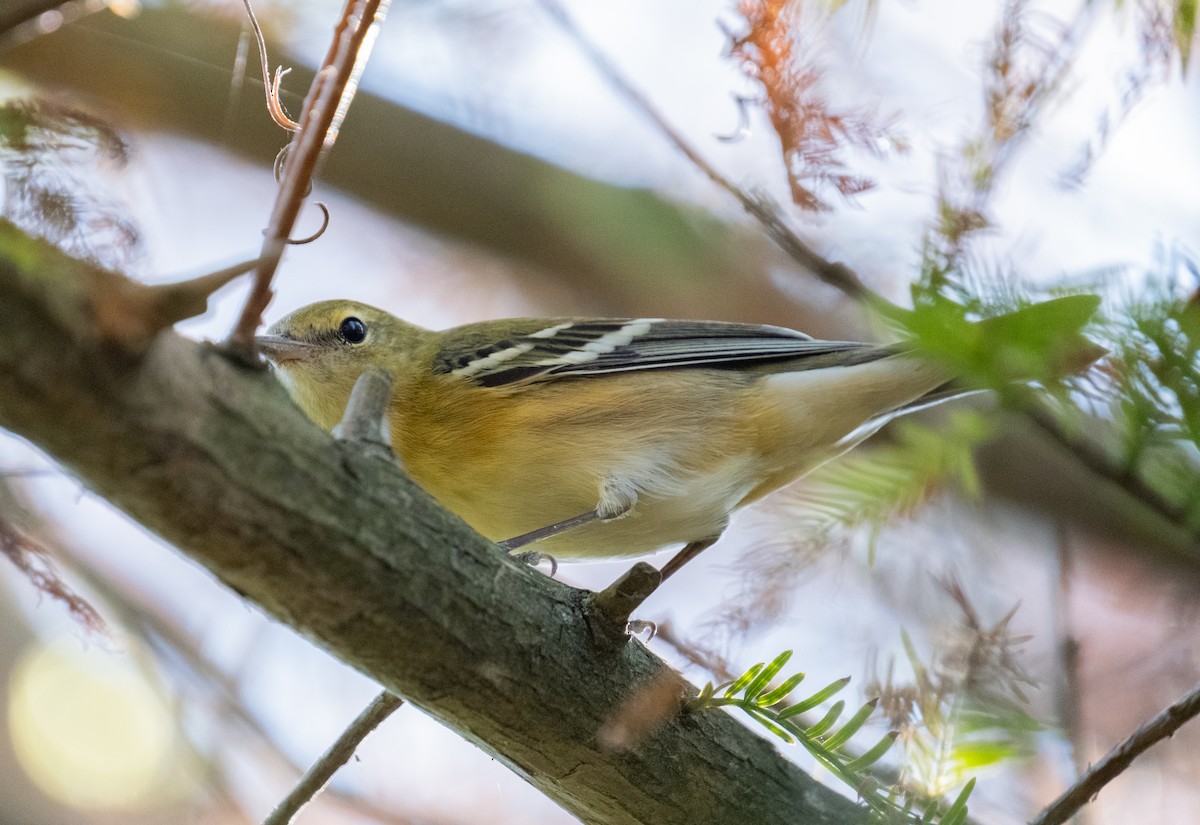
[227,0,387,353]
[588,562,662,641]
[1021,400,1198,545]
[1030,678,1200,825]
[262,691,405,825]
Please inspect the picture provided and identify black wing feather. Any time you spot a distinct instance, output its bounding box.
[433,318,893,387]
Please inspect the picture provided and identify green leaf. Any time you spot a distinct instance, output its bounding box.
[724,663,763,699]
[757,672,807,707]
[897,292,1103,387]
[743,706,796,745]
[843,730,898,772]
[821,698,878,751]
[1178,0,1196,68]
[939,778,976,825]
[804,700,845,737]
[981,293,1100,340]
[742,650,793,700]
[901,631,929,687]
[949,739,1023,769]
[779,676,851,718]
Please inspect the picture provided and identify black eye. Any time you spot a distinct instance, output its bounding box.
[339,317,367,344]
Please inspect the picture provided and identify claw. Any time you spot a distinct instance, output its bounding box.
[511,550,558,577]
[626,619,658,640]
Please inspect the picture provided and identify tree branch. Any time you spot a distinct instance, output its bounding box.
[263,691,405,825]
[0,221,867,825]
[1030,678,1200,825]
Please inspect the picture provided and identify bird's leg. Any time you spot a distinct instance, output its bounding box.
[499,477,638,572]
[498,510,599,553]
[657,535,720,582]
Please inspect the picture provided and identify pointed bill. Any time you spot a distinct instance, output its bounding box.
[255,335,318,364]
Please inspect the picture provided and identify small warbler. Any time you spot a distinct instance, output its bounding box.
[256,300,971,569]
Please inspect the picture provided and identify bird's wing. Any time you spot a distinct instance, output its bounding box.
[432,318,896,388]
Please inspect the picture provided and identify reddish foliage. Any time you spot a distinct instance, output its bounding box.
[731,0,900,211]
[0,515,106,633]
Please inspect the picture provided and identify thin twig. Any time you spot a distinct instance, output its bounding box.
[1022,400,1199,546]
[1029,678,1200,825]
[227,0,387,353]
[587,562,661,643]
[535,0,871,303]
[263,691,406,825]
[0,468,60,478]
[331,368,394,449]
[1053,523,1087,791]
[241,0,299,131]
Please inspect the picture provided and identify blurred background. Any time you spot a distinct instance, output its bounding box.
[1,0,1199,822]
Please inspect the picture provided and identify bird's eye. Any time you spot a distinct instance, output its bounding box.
[338,317,367,344]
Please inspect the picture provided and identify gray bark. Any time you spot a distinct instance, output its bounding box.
[0,222,868,824]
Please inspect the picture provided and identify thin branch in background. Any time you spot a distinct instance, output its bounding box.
[1052,523,1087,791]
[263,690,406,825]
[227,0,390,353]
[535,0,871,303]
[1030,678,1200,825]
[0,0,68,37]
[222,19,254,146]
[1119,0,1197,79]
[1058,64,1152,188]
[1021,398,1199,546]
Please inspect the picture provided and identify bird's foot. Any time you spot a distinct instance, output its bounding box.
[625,619,658,640]
[510,550,558,577]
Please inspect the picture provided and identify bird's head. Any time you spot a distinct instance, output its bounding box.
[257,300,427,430]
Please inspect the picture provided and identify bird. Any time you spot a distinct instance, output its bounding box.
[254,299,996,579]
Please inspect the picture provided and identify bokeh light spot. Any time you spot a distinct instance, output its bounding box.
[8,638,176,810]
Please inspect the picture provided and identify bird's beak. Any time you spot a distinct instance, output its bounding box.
[255,334,317,364]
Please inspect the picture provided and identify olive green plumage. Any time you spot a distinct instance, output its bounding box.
[258,300,950,559]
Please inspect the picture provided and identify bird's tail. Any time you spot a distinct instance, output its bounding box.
[854,293,1106,431]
